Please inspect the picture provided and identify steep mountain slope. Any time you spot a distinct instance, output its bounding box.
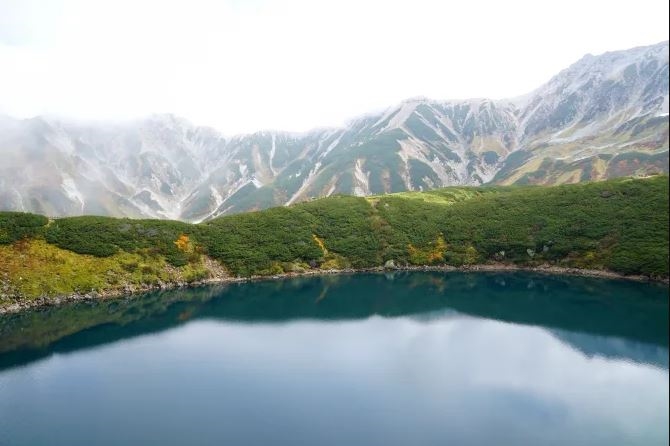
[0,41,667,220]
[500,41,669,184]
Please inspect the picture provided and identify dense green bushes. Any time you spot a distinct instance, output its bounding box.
[201,206,323,276]
[1,175,667,278]
[0,212,49,244]
[198,196,383,274]
[376,176,668,274]
[297,196,382,267]
[44,216,195,266]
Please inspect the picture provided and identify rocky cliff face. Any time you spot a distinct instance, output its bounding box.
[0,41,667,221]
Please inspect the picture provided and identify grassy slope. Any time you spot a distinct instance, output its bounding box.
[0,175,668,306]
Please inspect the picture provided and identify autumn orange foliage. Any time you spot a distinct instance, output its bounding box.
[408,235,447,264]
[174,234,190,252]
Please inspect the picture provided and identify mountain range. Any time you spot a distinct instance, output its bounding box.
[0,41,667,221]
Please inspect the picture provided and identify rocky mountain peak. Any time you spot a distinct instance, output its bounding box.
[0,41,667,221]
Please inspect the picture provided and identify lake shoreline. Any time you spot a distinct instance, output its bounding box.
[1,263,667,315]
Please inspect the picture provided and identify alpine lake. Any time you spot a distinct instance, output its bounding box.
[0,271,667,446]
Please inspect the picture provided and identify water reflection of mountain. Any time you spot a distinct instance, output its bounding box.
[0,272,667,372]
[551,329,669,370]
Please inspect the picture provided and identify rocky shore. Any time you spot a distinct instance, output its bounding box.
[0,263,667,315]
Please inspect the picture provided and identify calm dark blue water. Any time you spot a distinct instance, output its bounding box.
[0,272,668,446]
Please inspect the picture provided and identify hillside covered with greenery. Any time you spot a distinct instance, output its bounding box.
[1,175,668,307]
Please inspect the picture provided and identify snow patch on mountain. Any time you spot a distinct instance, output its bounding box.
[286,161,323,206]
[269,133,277,175]
[660,95,669,115]
[61,176,85,213]
[353,159,370,196]
[251,177,263,188]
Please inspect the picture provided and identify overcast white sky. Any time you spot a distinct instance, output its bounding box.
[0,0,668,134]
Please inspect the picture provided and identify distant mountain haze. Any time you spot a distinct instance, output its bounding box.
[0,41,667,221]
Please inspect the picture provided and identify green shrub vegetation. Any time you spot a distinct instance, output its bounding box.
[1,175,667,303]
[0,212,48,244]
[43,217,195,266]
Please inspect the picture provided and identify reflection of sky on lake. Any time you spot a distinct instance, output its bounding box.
[1,314,667,446]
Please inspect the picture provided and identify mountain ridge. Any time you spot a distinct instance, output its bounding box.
[0,41,667,221]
